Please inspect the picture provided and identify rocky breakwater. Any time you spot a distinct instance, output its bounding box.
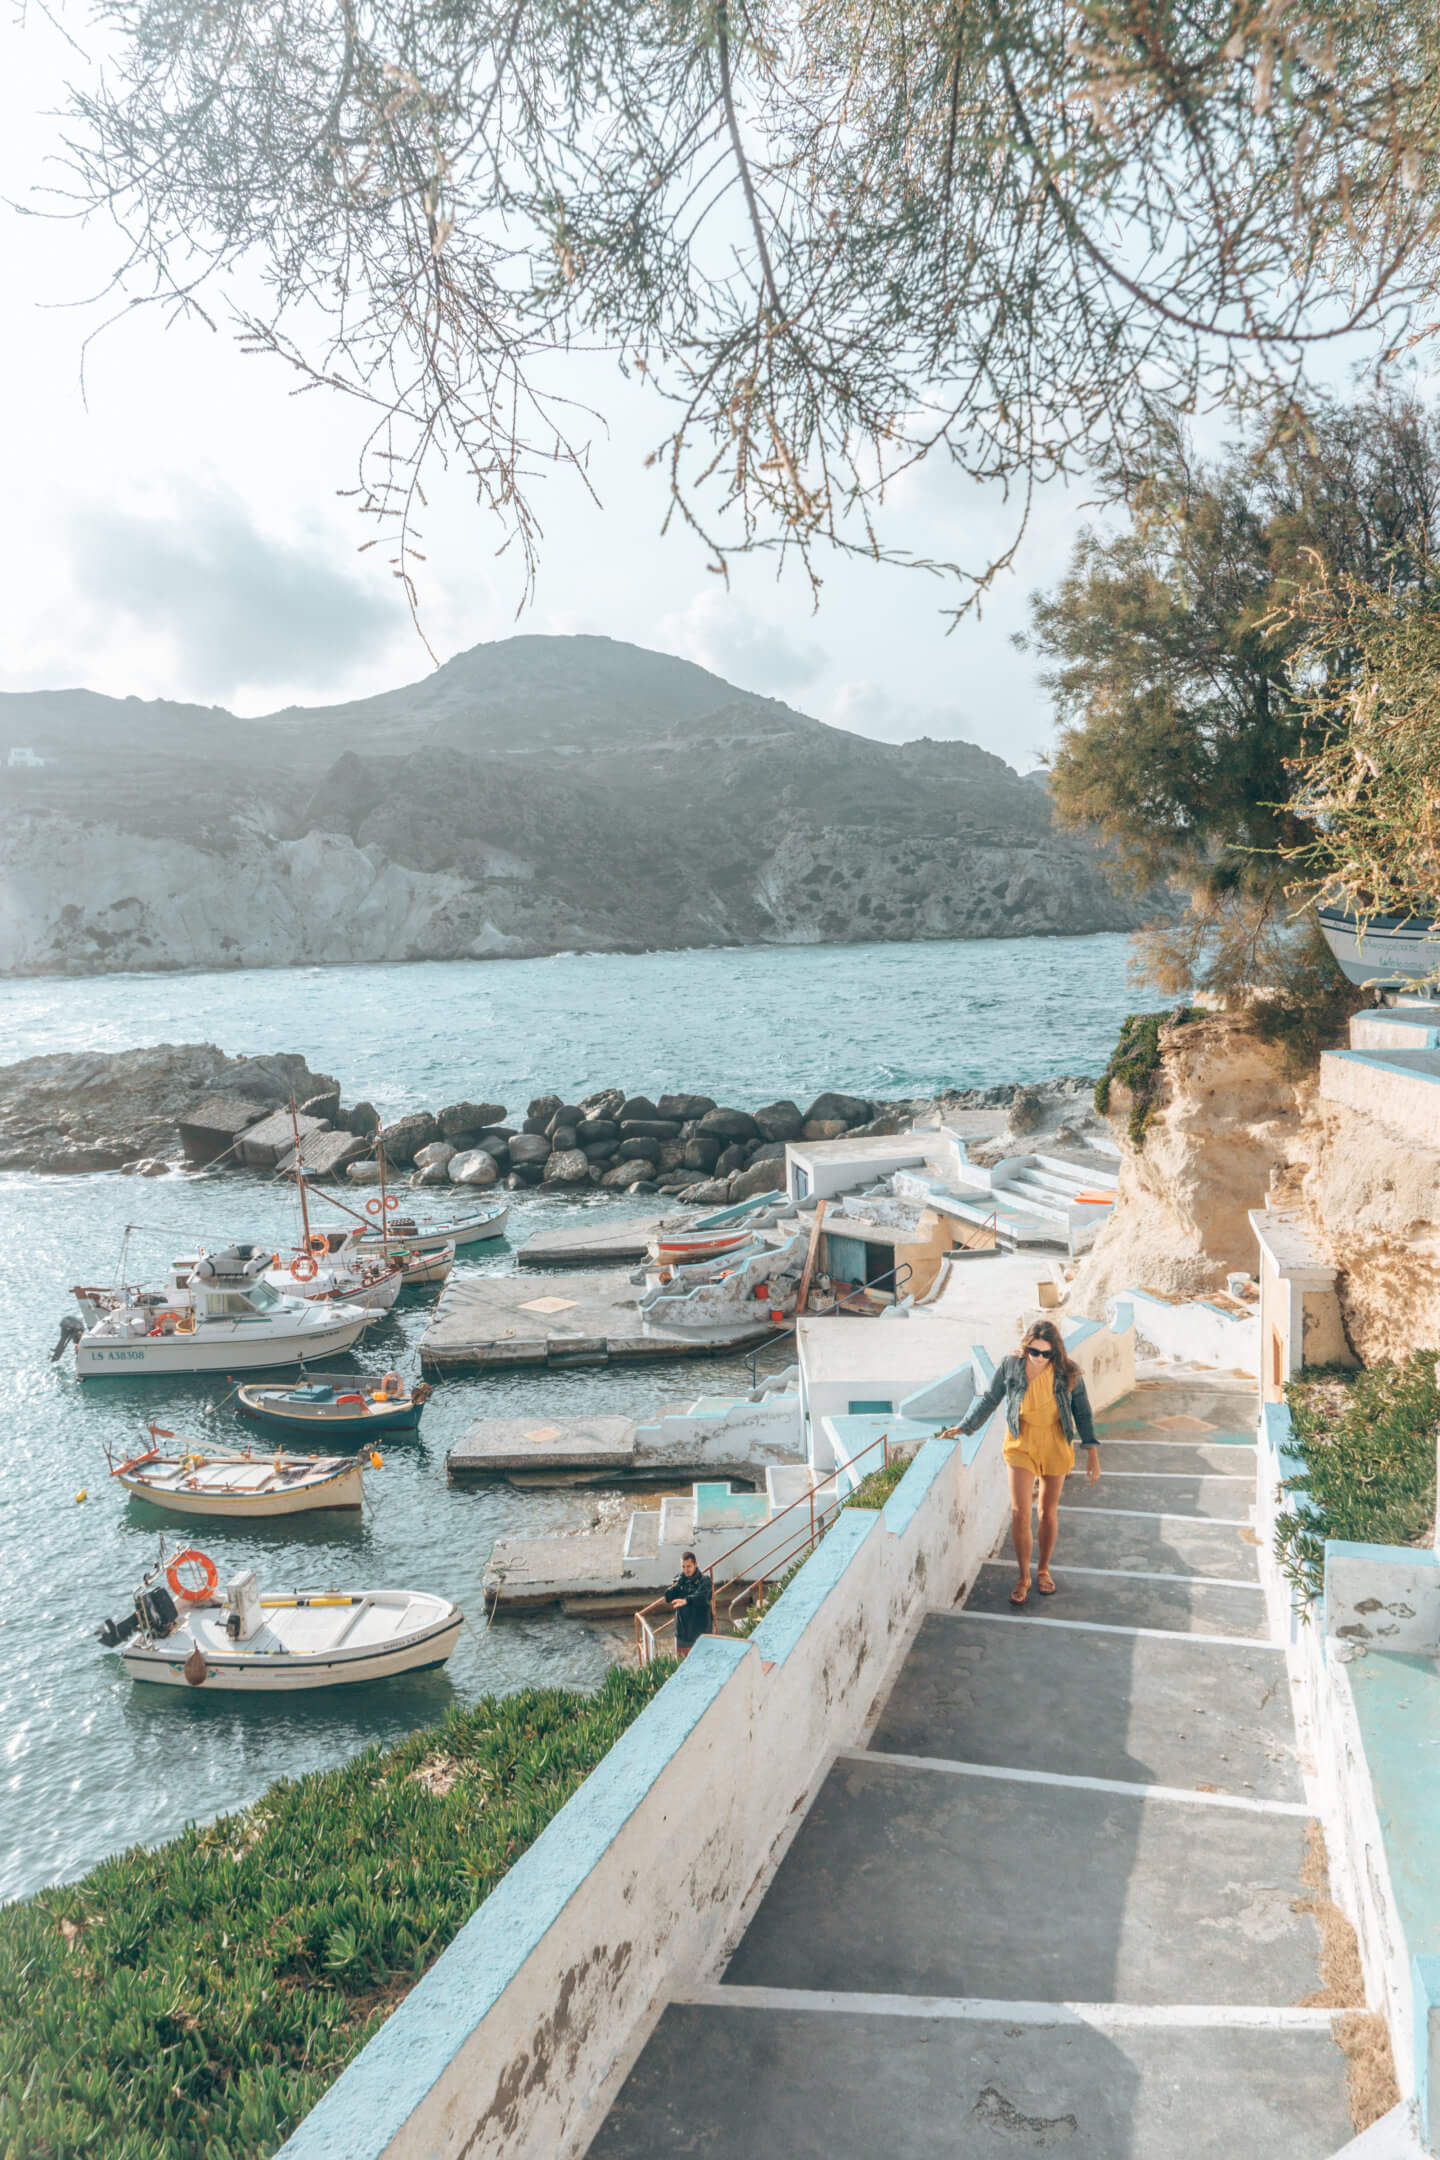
[0,1044,345,1175]
[353,1087,925,1207]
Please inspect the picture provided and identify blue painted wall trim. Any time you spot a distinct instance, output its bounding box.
[1328,1048,1440,1087]
[1413,1952,1440,2145]
[1062,1317,1102,1347]
[277,1634,750,2160]
[882,1435,957,1539]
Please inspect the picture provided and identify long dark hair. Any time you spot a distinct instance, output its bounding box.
[1019,1317,1080,1391]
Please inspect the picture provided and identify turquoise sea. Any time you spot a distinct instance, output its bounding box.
[0,933,1144,1901]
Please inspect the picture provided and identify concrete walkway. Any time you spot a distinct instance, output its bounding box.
[586,1375,1358,2159]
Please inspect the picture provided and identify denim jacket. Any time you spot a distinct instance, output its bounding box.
[958,1354,1098,1449]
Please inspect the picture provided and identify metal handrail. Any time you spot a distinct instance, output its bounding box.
[633,1419,953,1665]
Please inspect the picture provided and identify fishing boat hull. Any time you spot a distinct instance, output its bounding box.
[266,1264,403,1312]
[651,1230,752,1265]
[396,1245,454,1287]
[115,1458,365,1516]
[237,1384,424,1440]
[352,1207,507,1256]
[1318,904,1440,987]
[76,1307,381,1377]
[120,1594,462,1690]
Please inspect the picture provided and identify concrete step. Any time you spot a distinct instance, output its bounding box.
[987,1509,1260,1583]
[723,1752,1324,2004]
[1097,1442,1257,1475]
[867,1611,1300,1799]
[964,1565,1268,1637]
[587,2000,1353,2160]
[622,1509,660,1561]
[1060,1474,1255,1522]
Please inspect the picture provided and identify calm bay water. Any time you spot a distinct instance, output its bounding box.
[0,933,1142,1901]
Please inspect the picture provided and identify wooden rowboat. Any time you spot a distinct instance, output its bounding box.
[111,1432,365,1516]
[237,1374,429,1442]
[650,1228,754,1265]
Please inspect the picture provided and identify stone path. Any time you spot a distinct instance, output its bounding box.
[586,1376,1359,2159]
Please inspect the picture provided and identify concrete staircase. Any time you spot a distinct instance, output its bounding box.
[586,1376,1362,2159]
[1320,1001,1440,1145]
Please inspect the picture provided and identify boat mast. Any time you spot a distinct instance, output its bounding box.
[290,1099,313,1252]
[377,1135,391,1256]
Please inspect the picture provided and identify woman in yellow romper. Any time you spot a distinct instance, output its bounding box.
[956,1317,1100,1603]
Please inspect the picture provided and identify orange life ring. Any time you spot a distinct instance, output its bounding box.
[291,1254,319,1282]
[366,1197,384,1215]
[382,1370,403,1397]
[167,1549,219,1603]
[384,1195,398,1211]
[305,1233,329,1257]
[149,1309,183,1336]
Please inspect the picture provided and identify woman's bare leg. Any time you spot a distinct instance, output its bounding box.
[1008,1464,1038,1599]
[1036,1473,1067,1589]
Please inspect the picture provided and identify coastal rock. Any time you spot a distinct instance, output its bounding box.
[438,1100,506,1142]
[618,1095,662,1124]
[576,1117,618,1145]
[618,1136,663,1165]
[684,1135,723,1172]
[729,1160,787,1201]
[340,1100,381,1137]
[677,1177,730,1205]
[752,1099,804,1143]
[448,1148,500,1185]
[379,1111,439,1167]
[527,1094,564,1124]
[347,1158,382,1183]
[698,1107,759,1142]
[714,1143,749,1176]
[413,1140,457,1172]
[620,1118,681,1141]
[507,1132,552,1166]
[550,1125,579,1152]
[581,1087,626,1118]
[657,1093,716,1121]
[411,1156,454,1187]
[602,1158,653,1190]
[803,1090,871,1127]
[802,1118,848,1141]
[584,1140,618,1163]
[0,1042,340,1175]
[544,1148,590,1184]
[300,1086,343,1125]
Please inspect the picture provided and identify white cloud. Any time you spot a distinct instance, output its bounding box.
[656,591,826,697]
[823,680,984,749]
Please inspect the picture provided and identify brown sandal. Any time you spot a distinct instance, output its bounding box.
[1009,1581,1029,1605]
[1036,1570,1057,1595]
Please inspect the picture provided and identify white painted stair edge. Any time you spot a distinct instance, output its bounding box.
[1327,2102,1424,2158]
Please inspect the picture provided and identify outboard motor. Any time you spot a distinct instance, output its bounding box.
[95,1580,179,1648]
[51,1314,84,1363]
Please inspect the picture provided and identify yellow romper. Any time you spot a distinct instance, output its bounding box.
[1002,1366,1076,1478]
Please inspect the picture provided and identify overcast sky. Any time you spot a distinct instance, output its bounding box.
[0,15,1203,768]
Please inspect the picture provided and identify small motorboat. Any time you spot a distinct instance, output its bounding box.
[264,1241,404,1312]
[58,1246,386,1377]
[110,1426,367,1516]
[97,1548,462,1691]
[1317,904,1440,987]
[237,1370,430,1441]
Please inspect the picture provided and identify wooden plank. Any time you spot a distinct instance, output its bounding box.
[794,1198,828,1317]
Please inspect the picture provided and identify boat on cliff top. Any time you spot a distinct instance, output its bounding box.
[109,1428,367,1516]
[97,1548,461,1691]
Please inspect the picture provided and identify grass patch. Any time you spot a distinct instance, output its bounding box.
[841,1453,916,1512]
[1093,1006,1193,1146]
[1274,1353,1439,1604]
[0,1665,671,2160]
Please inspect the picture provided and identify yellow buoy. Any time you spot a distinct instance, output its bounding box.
[369,1451,384,1469]
[75,1489,87,1504]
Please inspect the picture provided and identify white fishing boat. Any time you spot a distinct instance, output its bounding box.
[263,1241,404,1312]
[345,1204,508,1256]
[98,1550,461,1691]
[57,1245,385,1377]
[110,1428,367,1516]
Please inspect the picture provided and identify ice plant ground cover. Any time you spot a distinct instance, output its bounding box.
[1275,1352,1440,1604]
[0,1665,671,2160]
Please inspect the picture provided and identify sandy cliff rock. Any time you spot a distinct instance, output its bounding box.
[1068,1013,1305,1313]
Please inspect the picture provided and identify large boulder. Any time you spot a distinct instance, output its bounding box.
[677,1177,731,1205]
[752,1099,804,1143]
[581,1086,626,1119]
[507,1132,552,1166]
[346,1158,382,1183]
[438,1100,506,1142]
[413,1139,457,1172]
[300,1086,342,1125]
[729,1160,788,1201]
[802,1118,848,1142]
[544,1147,590,1184]
[715,1142,749,1176]
[584,1139,619,1163]
[603,1158,655,1190]
[657,1092,716,1121]
[576,1116,619,1145]
[618,1135,663,1165]
[546,1105,586,1138]
[659,1138,689,1171]
[698,1106,759,1142]
[549,1124,579,1153]
[448,1147,500,1186]
[379,1110,439,1167]
[528,1093,564,1123]
[340,1100,381,1137]
[684,1135,723,1172]
[620,1118,681,1141]
[411,1157,454,1187]
[618,1095,662,1124]
[803,1090,872,1128]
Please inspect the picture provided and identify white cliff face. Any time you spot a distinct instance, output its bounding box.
[0,816,522,974]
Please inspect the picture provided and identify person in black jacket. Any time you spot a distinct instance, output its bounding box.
[665,1550,713,1657]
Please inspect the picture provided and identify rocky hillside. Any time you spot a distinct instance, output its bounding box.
[0,635,1153,975]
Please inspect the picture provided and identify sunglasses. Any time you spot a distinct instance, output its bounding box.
[1024,1345,1054,1360]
